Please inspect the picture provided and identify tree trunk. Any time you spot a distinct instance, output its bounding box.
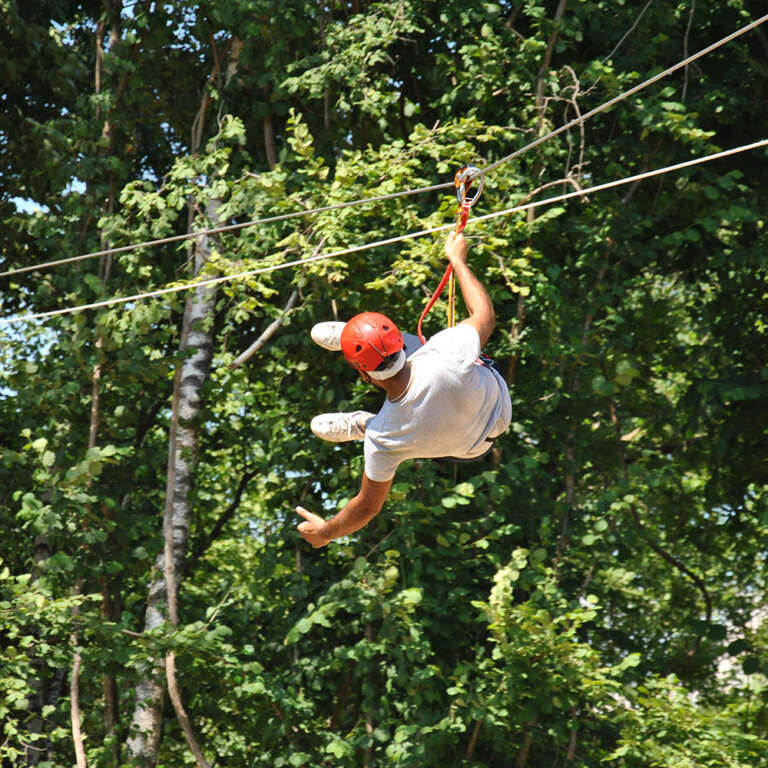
[513,0,568,395]
[264,110,278,169]
[534,0,568,117]
[124,200,220,767]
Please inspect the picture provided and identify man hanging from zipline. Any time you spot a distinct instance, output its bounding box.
[295,231,512,548]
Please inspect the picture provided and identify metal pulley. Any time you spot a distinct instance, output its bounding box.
[454,165,485,209]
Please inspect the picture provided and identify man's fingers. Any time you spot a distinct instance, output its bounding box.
[295,506,330,548]
[298,507,326,528]
[295,505,314,522]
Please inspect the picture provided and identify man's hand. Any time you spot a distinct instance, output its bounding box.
[295,506,332,548]
[443,230,495,346]
[295,476,392,551]
[444,231,469,268]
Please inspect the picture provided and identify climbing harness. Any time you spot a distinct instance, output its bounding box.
[417,165,484,344]
[436,355,507,465]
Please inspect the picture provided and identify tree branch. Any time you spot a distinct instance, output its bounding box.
[70,581,87,768]
[191,36,231,152]
[165,652,212,768]
[326,662,355,730]
[605,386,713,660]
[598,0,655,69]
[466,719,482,760]
[133,396,169,451]
[229,288,299,370]
[682,0,696,102]
[516,728,532,767]
[70,648,87,768]
[68,249,111,767]
[535,0,568,119]
[566,707,578,762]
[190,467,259,565]
[230,237,323,369]
[629,501,713,652]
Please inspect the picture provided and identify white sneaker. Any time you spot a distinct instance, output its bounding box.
[310,321,345,351]
[311,411,375,442]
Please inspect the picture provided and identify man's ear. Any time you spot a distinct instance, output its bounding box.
[360,371,373,384]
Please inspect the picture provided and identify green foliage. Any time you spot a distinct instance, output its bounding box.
[1,0,768,766]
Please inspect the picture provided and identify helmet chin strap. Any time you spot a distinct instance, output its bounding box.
[367,349,406,380]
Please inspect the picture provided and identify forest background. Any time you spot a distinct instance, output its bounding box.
[1,1,767,766]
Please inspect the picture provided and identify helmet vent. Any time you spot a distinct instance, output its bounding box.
[356,344,362,352]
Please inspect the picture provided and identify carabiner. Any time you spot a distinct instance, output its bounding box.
[454,165,484,209]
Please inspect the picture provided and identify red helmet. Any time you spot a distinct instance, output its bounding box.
[340,312,403,372]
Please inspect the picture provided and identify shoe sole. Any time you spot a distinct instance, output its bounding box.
[310,322,344,351]
[310,411,374,442]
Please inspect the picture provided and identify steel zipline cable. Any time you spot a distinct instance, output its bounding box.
[1,11,766,281]
[2,139,766,327]
[478,11,768,177]
[0,181,455,279]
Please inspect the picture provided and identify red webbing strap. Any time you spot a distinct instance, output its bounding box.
[417,263,453,344]
[446,203,470,329]
[417,201,471,343]
[417,166,479,344]
[455,204,470,235]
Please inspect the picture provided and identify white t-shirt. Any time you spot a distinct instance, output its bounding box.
[363,324,512,482]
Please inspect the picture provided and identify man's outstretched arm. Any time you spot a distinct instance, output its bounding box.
[445,232,495,347]
[296,473,393,548]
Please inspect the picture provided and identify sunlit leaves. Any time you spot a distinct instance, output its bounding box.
[2,0,768,766]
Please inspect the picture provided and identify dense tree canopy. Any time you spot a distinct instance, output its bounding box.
[1,1,767,766]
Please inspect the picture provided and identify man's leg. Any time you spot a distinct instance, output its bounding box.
[311,322,423,358]
[310,411,375,442]
[308,324,376,442]
[311,321,345,351]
